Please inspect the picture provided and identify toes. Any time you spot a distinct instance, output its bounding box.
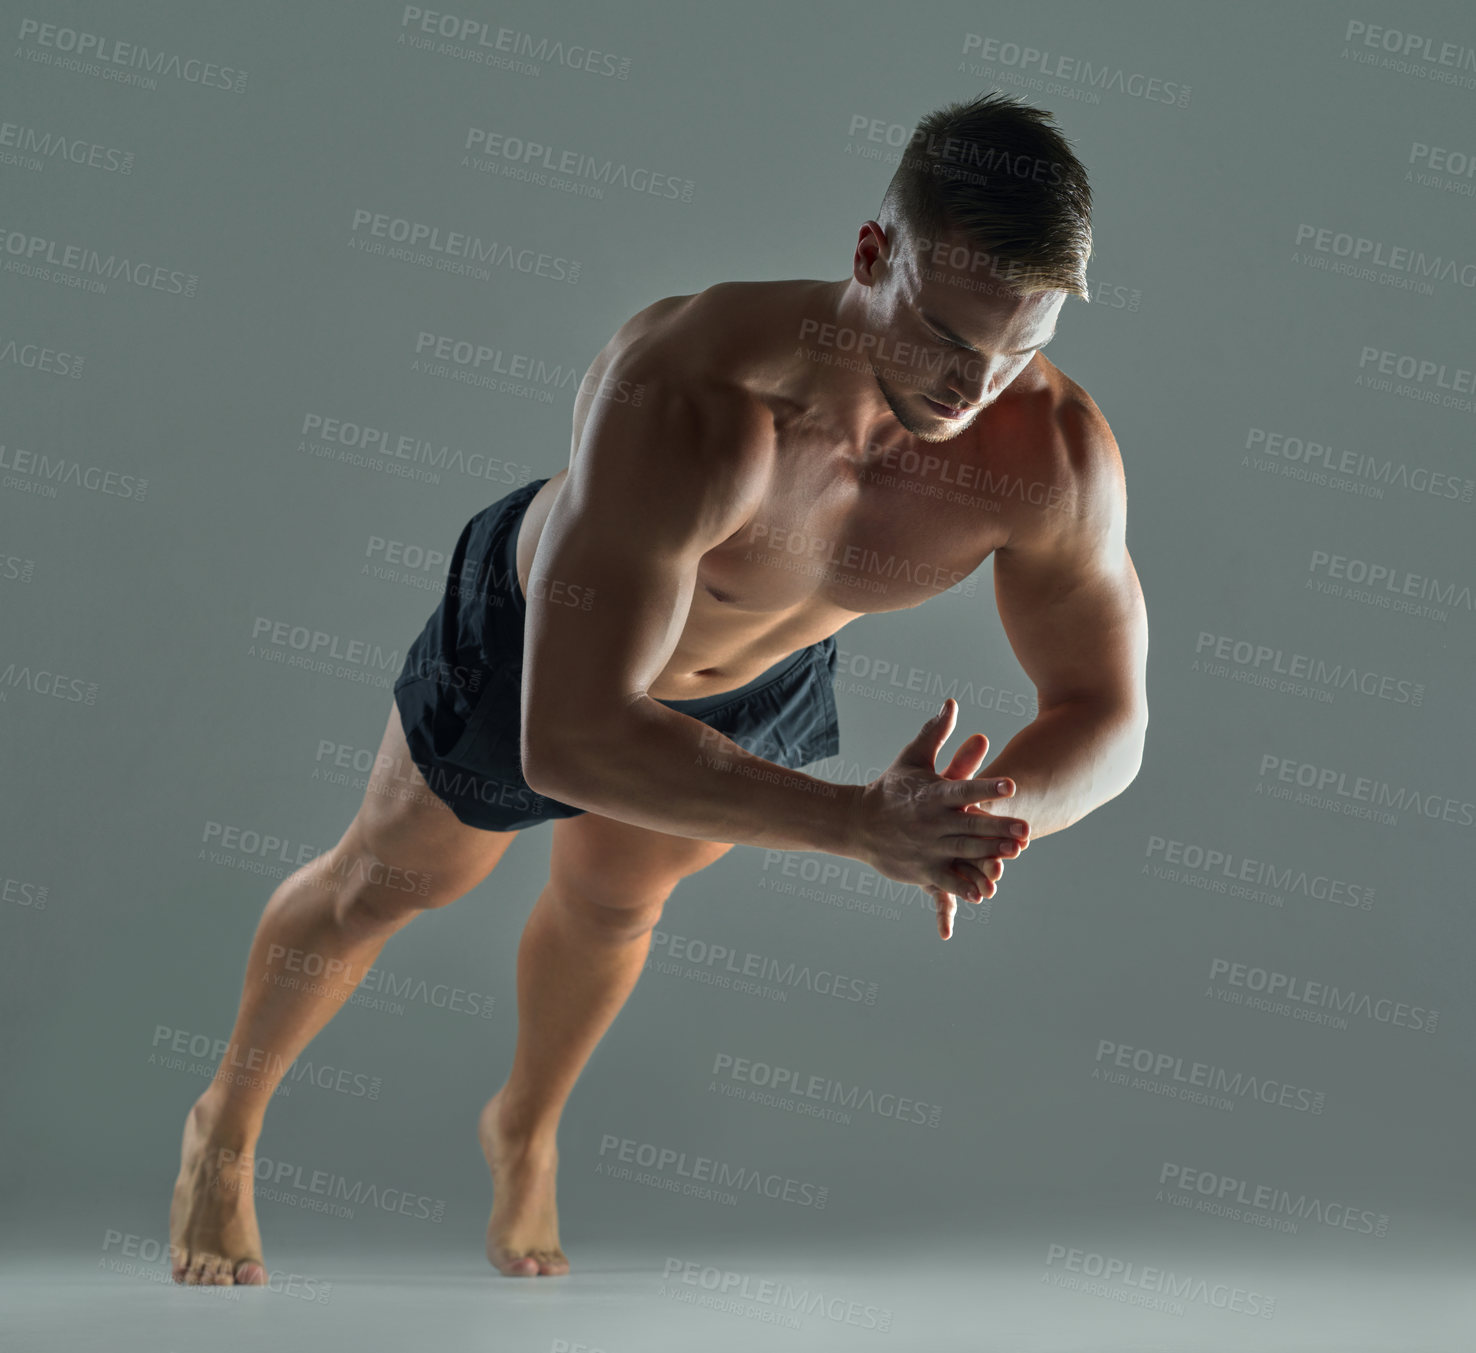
[234,1260,267,1286]
[495,1251,539,1277]
[536,1249,569,1276]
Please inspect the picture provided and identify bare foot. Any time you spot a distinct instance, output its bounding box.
[479,1089,569,1277]
[169,1096,268,1286]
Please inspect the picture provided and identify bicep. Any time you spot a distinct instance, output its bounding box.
[992,450,1148,718]
[519,380,768,773]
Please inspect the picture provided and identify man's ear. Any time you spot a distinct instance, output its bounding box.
[853,219,891,286]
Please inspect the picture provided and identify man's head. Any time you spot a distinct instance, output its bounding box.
[848,92,1092,441]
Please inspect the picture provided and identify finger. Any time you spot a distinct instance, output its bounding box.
[948,775,1017,801]
[926,885,954,939]
[950,861,1009,902]
[905,699,958,772]
[946,782,1029,828]
[961,856,1006,884]
[942,731,989,780]
[943,816,1029,843]
[933,887,957,941]
[950,860,996,900]
[945,834,1024,860]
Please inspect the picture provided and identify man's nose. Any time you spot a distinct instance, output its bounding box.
[944,353,992,405]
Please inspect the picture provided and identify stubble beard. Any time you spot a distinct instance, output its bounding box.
[870,362,969,444]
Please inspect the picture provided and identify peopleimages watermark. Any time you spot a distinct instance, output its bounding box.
[0,220,198,297]
[247,615,408,689]
[1339,20,1476,91]
[1157,1162,1389,1239]
[0,552,37,585]
[148,1023,383,1099]
[206,1147,446,1223]
[1354,344,1476,415]
[1406,139,1476,197]
[0,658,98,705]
[1205,958,1438,1035]
[740,517,977,597]
[297,411,534,487]
[463,127,694,202]
[1305,548,1473,622]
[1042,1243,1274,1319]
[1093,1040,1327,1115]
[98,1230,328,1300]
[262,943,495,1020]
[1243,426,1473,504]
[843,111,1071,188]
[657,1256,893,1332]
[197,819,433,895]
[15,20,248,92]
[0,116,134,175]
[0,333,85,377]
[596,1134,828,1209]
[957,35,1191,108]
[1142,835,1373,912]
[0,437,145,500]
[411,329,580,400]
[2,873,50,910]
[1291,222,1474,295]
[647,927,878,1005]
[348,208,579,284]
[1191,629,1426,708]
[1256,753,1474,828]
[709,1052,942,1128]
[396,7,632,80]
[754,847,919,923]
[834,646,1037,719]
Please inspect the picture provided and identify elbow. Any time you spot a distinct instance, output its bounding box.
[522,700,644,799]
[1121,701,1148,784]
[521,722,579,799]
[522,749,574,801]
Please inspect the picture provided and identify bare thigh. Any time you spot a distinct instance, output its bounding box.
[331,700,521,906]
[548,808,735,916]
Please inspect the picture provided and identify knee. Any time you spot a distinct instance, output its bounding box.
[547,877,670,942]
[319,848,459,932]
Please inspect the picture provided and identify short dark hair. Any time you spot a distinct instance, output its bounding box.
[880,91,1093,300]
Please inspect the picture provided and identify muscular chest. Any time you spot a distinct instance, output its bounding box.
[695,444,1003,616]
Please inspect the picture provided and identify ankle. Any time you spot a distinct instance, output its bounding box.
[486,1093,559,1150]
[189,1093,261,1155]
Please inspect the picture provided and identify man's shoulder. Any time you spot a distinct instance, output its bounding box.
[995,358,1124,548]
[602,284,777,426]
[609,280,762,359]
[574,286,776,488]
[1028,356,1115,466]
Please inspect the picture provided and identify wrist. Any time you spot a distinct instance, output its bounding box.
[819,781,868,863]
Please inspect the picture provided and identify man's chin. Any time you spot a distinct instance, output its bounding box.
[912,424,960,443]
[912,405,975,441]
[872,371,972,440]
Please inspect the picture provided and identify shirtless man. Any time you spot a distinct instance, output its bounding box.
[169,92,1148,1284]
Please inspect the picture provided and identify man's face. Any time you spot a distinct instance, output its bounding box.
[857,222,1065,443]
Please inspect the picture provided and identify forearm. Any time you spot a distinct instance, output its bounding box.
[978,699,1147,839]
[524,699,861,855]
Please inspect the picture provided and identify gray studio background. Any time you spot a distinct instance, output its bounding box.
[3,0,1475,1345]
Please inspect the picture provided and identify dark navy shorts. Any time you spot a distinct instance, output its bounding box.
[392,477,841,832]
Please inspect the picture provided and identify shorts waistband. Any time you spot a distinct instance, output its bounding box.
[656,643,816,716]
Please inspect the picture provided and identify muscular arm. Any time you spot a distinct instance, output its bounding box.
[976,403,1150,838]
[518,371,859,853]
